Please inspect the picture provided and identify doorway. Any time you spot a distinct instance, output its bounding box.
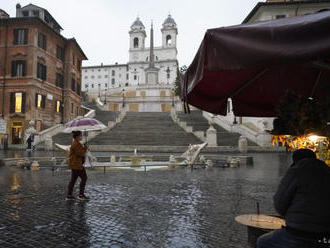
[11,121,23,144]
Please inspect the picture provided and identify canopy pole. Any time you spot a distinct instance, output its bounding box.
[310,70,322,99]
[230,68,268,98]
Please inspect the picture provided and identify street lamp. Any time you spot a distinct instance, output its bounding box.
[122,88,125,107]
[166,67,170,85]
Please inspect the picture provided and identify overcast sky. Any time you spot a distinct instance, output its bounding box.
[3,0,261,67]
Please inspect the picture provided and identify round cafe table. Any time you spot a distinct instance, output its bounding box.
[235,214,286,247]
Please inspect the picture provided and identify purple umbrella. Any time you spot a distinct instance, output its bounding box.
[63,118,107,133]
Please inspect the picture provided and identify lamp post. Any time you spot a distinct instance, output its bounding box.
[122,88,125,108]
[166,67,170,85]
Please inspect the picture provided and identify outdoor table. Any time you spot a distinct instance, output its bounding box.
[235,214,285,247]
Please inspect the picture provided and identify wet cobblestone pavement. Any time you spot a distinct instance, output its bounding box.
[0,153,291,248]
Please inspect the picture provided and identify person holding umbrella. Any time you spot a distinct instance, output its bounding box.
[66,131,89,200]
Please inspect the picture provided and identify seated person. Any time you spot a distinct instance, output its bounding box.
[257,149,330,248]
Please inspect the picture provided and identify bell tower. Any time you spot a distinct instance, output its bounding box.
[161,14,177,48]
[129,17,146,50]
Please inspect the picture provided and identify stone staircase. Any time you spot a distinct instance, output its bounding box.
[52,103,119,145]
[177,110,256,146]
[89,112,201,146]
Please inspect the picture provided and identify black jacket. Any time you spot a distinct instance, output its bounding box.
[274,158,330,233]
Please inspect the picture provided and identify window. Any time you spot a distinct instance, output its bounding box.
[98,69,100,72]
[10,92,26,113]
[91,75,95,79]
[77,84,81,95]
[11,60,26,77]
[112,70,115,76]
[71,103,74,114]
[111,78,115,84]
[91,84,94,88]
[72,54,75,65]
[71,78,76,91]
[55,100,62,113]
[134,75,137,80]
[76,107,79,116]
[35,94,45,108]
[37,63,47,80]
[56,73,64,88]
[22,11,29,17]
[125,83,129,86]
[105,83,107,88]
[98,75,101,79]
[13,29,28,45]
[77,60,81,71]
[133,37,139,48]
[32,10,39,17]
[166,35,172,46]
[104,75,108,78]
[84,76,88,79]
[56,46,64,61]
[38,32,47,50]
[126,74,129,80]
[85,84,88,88]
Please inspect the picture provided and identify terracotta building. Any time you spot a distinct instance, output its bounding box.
[0,4,87,144]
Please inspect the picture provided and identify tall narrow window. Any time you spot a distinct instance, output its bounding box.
[111,78,115,84]
[37,63,47,80]
[11,60,26,77]
[35,94,45,109]
[38,32,47,50]
[71,78,76,92]
[10,92,25,113]
[112,70,115,76]
[166,35,172,46]
[56,46,64,61]
[15,92,22,112]
[56,73,64,88]
[133,37,139,48]
[13,29,28,45]
[71,103,74,114]
[77,83,81,95]
[55,100,61,113]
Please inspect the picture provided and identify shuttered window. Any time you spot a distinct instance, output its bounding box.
[37,63,47,80]
[11,60,26,77]
[35,94,46,109]
[13,29,28,45]
[38,32,47,50]
[10,92,26,113]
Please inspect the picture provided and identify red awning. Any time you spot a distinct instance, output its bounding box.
[183,11,330,117]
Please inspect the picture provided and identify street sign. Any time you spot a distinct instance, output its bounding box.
[0,119,6,134]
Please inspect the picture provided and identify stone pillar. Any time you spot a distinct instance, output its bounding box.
[238,136,248,153]
[206,126,217,147]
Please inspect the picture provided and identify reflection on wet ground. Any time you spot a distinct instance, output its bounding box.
[0,153,291,248]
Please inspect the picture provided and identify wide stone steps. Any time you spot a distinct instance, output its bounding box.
[52,103,119,145]
[177,110,256,146]
[90,112,201,146]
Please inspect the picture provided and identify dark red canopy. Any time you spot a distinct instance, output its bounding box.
[183,11,330,117]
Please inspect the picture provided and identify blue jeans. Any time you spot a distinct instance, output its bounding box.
[257,228,328,248]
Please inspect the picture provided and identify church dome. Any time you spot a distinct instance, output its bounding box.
[163,14,176,26]
[131,17,145,30]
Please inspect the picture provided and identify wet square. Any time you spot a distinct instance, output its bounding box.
[0,153,290,248]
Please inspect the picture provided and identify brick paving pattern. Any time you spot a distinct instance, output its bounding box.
[0,153,291,248]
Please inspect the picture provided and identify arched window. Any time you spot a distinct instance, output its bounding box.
[133,37,139,48]
[166,35,172,46]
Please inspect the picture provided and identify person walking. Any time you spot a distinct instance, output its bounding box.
[257,149,330,247]
[66,131,89,200]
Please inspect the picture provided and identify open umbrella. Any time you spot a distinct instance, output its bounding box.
[183,10,330,117]
[62,117,107,133]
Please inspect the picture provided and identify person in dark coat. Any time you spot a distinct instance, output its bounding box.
[257,149,330,248]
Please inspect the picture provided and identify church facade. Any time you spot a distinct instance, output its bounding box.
[82,15,178,98]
